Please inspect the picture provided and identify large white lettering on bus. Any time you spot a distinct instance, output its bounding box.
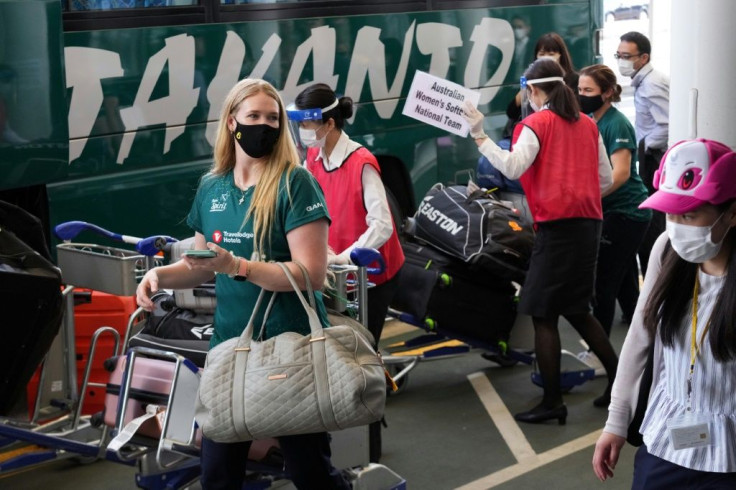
[65,47,124,162]
[464,17,513,104]
[344,22,415,120]
[65,17,513,164]
[205,31,281,145]
[117,34,199,164]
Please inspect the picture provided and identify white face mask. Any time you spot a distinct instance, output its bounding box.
[514,28,528,41]
[618,59,636,77]
[537,54,560,63]
[298,125,326,148]
[528,97,541,113]
[526,89,545,113]
[666,213,729,263]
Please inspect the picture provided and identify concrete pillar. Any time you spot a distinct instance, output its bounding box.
[669,0,736,147]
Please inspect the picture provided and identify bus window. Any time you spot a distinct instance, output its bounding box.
[220,0,349,3]
[66,0,197,11]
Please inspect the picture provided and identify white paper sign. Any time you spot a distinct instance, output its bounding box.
[401,70,481,137]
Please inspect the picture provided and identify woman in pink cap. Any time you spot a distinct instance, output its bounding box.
[593,139,736,488]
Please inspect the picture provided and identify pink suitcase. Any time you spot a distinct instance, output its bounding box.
[104,354,189,439]
[104,350,281,463]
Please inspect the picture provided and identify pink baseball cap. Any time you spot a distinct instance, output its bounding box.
[639,138,736,214]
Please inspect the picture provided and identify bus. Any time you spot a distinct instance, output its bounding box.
[0,0,603,246]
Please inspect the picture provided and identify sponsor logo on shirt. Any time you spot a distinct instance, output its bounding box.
[306,202,324,212]
[216,230,254,244]
[212,230,223,243]
[210,193,229,212]
[615,138,630,143]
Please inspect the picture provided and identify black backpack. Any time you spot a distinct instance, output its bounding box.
[140,291,213,341]
[412,184,534,283]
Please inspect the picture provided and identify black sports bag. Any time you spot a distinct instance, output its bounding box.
[412,184,534,282]
[140,292,213,341]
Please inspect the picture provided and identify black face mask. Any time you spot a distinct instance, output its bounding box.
[233,121,280,158]
[578,94,604,114]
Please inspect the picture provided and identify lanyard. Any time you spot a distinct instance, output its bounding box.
[687,275,711,411]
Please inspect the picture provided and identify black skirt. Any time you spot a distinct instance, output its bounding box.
[518,218,602,318]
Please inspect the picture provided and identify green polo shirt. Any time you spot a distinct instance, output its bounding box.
[597,107,652,222]
[187,166,331,347]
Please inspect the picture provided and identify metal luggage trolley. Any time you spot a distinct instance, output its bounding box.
[2,222,403,489]
[108,245,405,490]
[382,307,596,396]
[0,222,175,476]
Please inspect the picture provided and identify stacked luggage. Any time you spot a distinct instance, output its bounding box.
[391,183,535,350]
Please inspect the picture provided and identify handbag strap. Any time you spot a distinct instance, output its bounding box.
[274,262,337,430]
[238,262,320,346]
[292,260,317,309]
[272,263,323,335]
[238,287,273,347]
[255,290,278,341]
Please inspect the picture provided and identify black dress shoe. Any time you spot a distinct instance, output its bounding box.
[514,403,568,425]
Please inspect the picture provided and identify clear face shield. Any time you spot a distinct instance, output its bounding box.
[285,99,338,154]
[519,75,565,118]
[286,105,324,155]
[520,76,533,119]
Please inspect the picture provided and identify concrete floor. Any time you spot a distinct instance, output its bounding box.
[0,312,637,490]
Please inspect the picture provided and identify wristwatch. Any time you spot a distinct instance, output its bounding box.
[228,253,248,282]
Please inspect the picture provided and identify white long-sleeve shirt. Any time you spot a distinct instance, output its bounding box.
[306,131,393,263]
[604,232,736,472]
[632,63,670,151]
[476,112,613,193]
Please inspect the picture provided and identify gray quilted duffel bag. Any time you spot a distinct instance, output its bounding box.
[194,262,386,442]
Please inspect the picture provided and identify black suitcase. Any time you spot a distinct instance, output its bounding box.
[391,240,517,347]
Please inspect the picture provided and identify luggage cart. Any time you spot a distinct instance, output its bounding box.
[0,222,174,475]
[381,239,595,395]
[1,222,406,489]
[108,246,404,490]
[383,309,595,395]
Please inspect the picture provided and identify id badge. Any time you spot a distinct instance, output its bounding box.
[667,413,712,450]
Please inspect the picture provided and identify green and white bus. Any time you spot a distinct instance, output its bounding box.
[0,0,602,244]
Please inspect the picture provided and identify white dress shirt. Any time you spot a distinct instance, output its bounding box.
[632,63,670,151]
[307,131,393,264]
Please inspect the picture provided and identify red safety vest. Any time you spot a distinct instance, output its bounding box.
[513,110,603,223]
[306,146,404,284]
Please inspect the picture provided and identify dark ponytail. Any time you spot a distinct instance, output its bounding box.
[294,83,353,129]
[524,58,580,122]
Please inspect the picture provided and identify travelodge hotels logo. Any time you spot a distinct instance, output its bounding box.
[64,17,514,165]
[212,229,253,244]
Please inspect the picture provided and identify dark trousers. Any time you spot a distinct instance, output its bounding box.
[633,445,736,489]
[200,433,350,490]
[366,270,401,463]
[594,213,649,336]
[637,142,666,277]
[617,259,640,323]
[367,270,401,348]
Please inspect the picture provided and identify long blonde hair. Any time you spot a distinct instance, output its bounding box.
[211,78,300,257]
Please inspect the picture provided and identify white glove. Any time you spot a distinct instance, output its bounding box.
[463,101,486,139]
[327,250,351,266]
